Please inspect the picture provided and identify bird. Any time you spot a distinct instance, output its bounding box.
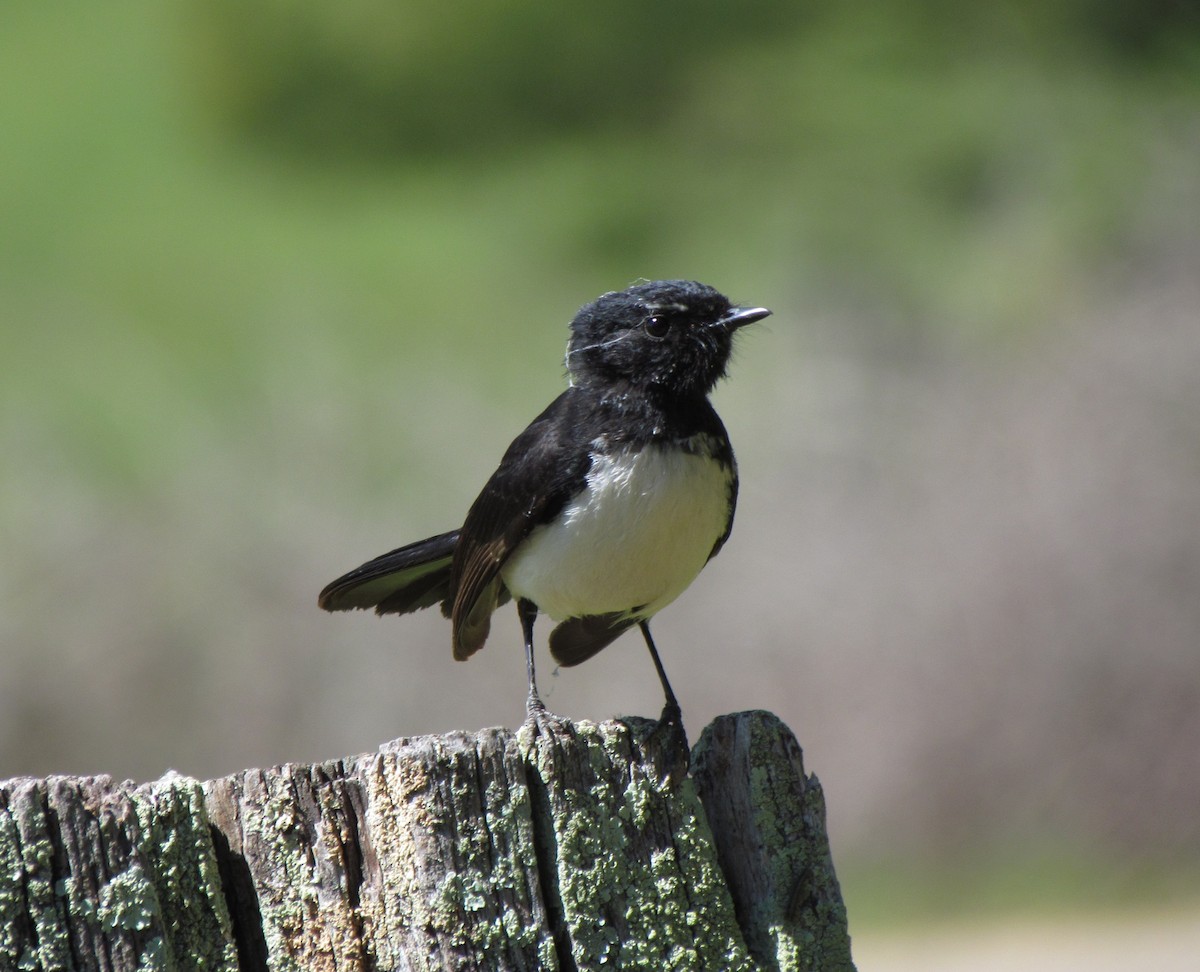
[318,279,770,726]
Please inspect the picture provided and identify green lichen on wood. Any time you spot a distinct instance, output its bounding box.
[744,720,852,972]
[406,732,555,970]
[96,864,159,933]
[1,784,73,972]
[131,776,239,971]
[360,732,556,972]
[218,766,341,972]
[93,865,172,972]
[692,711,856,972]
[523,719,756,972]
[253,761,377,970]
[3,712,852,971]
[0,792,29,969]
[0,774,238,972]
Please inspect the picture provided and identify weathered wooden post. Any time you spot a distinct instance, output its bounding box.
[1,710,854,971]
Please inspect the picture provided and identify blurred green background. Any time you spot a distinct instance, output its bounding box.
[3,0,1199,959]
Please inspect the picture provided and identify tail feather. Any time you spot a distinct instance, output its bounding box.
[318,530,459,615]
[548,613,637,667]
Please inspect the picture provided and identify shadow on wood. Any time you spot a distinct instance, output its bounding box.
[0,711,855,971]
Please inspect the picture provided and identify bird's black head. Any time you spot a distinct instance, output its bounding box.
[565,280,770,397]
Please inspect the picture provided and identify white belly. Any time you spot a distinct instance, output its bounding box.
[500,441,732,621]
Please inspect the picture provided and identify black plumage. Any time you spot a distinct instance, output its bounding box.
[319,279,769,720]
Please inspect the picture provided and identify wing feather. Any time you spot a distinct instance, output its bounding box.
[449,389,592,659]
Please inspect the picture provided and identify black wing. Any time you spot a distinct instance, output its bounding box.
[705,406,738,562]
[449,388,594,659]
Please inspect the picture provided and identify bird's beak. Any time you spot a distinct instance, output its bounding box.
[716,305,772,331]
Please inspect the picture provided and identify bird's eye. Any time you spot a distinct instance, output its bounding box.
[645,315,671,338]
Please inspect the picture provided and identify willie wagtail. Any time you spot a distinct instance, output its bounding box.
[319,280,769,723]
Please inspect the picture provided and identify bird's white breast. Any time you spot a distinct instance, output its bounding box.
[500,439,732,622]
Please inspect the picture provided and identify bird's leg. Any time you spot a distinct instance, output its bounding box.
[519,598,573,741]
[639,620,681,726]
[518,598,546,717]
[639,619,689,783]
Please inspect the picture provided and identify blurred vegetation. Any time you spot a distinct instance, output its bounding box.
[2,0,1199,931]
[188,0,1200,329]
[196,0,1197,160]
[4,0,1196,499]
[193,0,799,158]
[844,843,1200,929]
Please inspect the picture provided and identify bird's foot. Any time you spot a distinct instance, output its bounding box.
[522,694,571,740]
[657,698,683,731]
[646,701,690,786]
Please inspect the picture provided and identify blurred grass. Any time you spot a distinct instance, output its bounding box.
[843,849,1200,930]
[6,2,1195,411]
[2,0,1199,925]
[4,0,1192,500]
